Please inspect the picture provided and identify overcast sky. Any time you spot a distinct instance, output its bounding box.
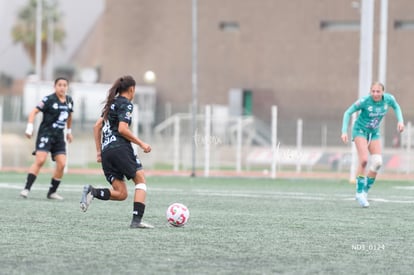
[0,0,105,80]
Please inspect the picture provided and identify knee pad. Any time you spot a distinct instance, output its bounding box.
[135,183,147,192]
[369,154,382,172]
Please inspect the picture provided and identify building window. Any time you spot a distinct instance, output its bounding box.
[394,20,414,30]
[219,21,240,32]
[320,21,359,31]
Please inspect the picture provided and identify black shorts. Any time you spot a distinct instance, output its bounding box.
[35,134,66,161]
[101,145,143,184]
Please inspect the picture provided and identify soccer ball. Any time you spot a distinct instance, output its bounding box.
[166,203,190,227]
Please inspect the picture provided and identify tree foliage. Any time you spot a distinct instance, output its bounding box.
[11,0,65,66]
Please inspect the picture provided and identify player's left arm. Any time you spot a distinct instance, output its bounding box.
[117,102,151,153]
[66,112,73,143]
[388,94,404,132]
[118,121,151,153]
[65,96,74,142]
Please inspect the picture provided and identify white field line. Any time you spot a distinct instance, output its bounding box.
[394,186,414,190]
[2,182,414,204]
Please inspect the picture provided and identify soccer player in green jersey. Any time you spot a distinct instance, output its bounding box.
[341,82,404,207]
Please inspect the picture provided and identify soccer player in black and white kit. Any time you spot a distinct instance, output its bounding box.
[20,77,73,200]
[80,75,153,229]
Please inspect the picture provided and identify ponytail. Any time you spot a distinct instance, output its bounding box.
[102,76,136,120]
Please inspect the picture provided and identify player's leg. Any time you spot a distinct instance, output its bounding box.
[354,137,369,192]
[109,179,128,200]
[365,138,382,194]
[112,146,152,228]
[79,177,124,212]
[102,147,134,201]
[133,170,146,203]
[130,170,153,228]
[46,153,66,200]
[20,151,48,198]
[80,148,128,212]
[354,136,370,207]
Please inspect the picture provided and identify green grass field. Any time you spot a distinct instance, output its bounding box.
[1,172,414,274]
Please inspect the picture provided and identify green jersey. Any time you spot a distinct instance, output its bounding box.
[342,93,404,134]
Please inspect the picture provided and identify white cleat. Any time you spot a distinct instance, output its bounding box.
[20,189,29,198]
[355,192,369,208]
[130,220,154,229]
[80,185,94,212]
[47,192,64,200]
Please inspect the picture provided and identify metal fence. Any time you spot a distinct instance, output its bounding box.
[1,94,413,177]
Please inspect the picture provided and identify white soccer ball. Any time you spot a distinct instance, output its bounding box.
[166,203,190,227]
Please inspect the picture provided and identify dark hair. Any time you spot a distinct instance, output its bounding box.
[102,75,136,120]
[54,77,69,85]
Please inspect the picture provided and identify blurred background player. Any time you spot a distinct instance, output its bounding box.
[341,82,404,208]
[80,75,153,229]
[20,77,74,200]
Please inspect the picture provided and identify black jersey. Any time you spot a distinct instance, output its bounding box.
[36,93,74,138]
[101,96,134,152]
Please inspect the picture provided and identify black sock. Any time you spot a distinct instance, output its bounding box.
[47,178,61,195]
[91,188,110,200]
[132,202,145,222]
[24,173,37,190]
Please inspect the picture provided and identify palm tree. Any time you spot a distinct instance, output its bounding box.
[11,0,65,70]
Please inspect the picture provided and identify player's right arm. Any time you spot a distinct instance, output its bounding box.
[341,101,360,144]
[93,117,104,162]
[25,108,40,139]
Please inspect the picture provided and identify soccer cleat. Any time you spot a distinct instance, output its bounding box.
[20,189,30,198]
[130,220,154,229]
[80,185,94,212]
[47,192,64,200]
[355,192,369,208]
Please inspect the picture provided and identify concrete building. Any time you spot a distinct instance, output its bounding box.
[72,0,414,146]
